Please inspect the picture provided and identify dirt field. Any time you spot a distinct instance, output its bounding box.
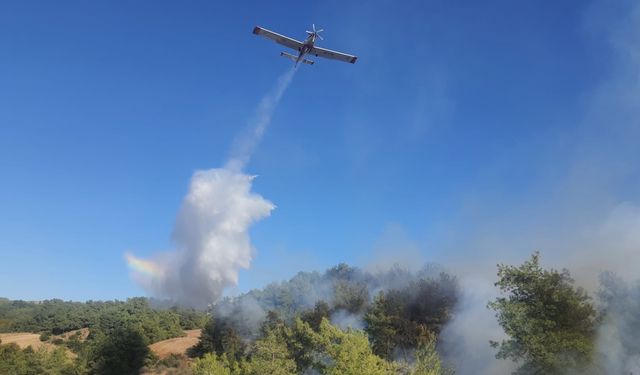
[149,329,201,359]
[2,328,201,361]
[0,332,53,350]
[0,328,89,359]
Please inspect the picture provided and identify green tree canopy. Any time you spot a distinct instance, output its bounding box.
[488,252,596,374]
[191,353,240,375]
[89,325,151,375]
[314,318,396,375]
[364,273,458,360]
[410,338,453,375]
[246,329,296,375]
[0,343,76,375]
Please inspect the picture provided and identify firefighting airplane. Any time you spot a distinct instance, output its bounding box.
[252,24,357,66]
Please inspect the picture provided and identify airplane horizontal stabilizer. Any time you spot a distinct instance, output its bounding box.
[280,52,297,62]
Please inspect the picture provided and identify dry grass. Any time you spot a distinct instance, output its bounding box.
[149,329,201,360]
[0,328,89,359]
[0,332,53,350]
[2,328,201,366]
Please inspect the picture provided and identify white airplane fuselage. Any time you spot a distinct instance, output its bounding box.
[294,34,317,65]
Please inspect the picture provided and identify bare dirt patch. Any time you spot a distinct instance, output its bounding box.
[149,329,201,359]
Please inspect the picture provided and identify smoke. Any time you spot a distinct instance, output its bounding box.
[208,262,456,343]
[593,272,640,374]
[440,277,515,374]
[126,67,296,308]
[330,309,365,330]
[215,294,268,340]
[584,3,640,370]
[438,1,640,373]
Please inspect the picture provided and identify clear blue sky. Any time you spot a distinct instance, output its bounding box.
[1,0,636,301]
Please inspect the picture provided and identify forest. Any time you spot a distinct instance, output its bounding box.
[0,253,638,374]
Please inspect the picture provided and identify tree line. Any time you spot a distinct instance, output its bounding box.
[0,297,206,335]
[0,297,207,374]
[1,255,638,374]
[187,263,459,374]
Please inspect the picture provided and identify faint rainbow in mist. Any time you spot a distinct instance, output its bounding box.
[125,252,164,278]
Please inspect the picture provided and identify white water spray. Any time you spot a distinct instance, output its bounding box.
[126,67,296,307]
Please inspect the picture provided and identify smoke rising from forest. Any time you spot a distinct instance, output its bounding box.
[120,3,640,372]
[438,2,640,373]
[127,67,296,308]
[209,263,459,345]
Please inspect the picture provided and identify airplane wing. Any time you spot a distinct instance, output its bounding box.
[253,26,303,51]
[310,46,358,64]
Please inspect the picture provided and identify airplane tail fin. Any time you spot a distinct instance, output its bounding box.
[301,58,314,65]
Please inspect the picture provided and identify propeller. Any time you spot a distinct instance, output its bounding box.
[306,24,324,40]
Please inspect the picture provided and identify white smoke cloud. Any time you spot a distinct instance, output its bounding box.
[127,67,296,307]
[593,271,640,374]
[330,309,365,331]
[440,277,515,374]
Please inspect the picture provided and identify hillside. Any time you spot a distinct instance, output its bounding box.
[0,332,52,351]
[149,329,201,359]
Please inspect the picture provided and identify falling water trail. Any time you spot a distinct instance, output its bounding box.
[226,66,298,172]
[126,66,297,308]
